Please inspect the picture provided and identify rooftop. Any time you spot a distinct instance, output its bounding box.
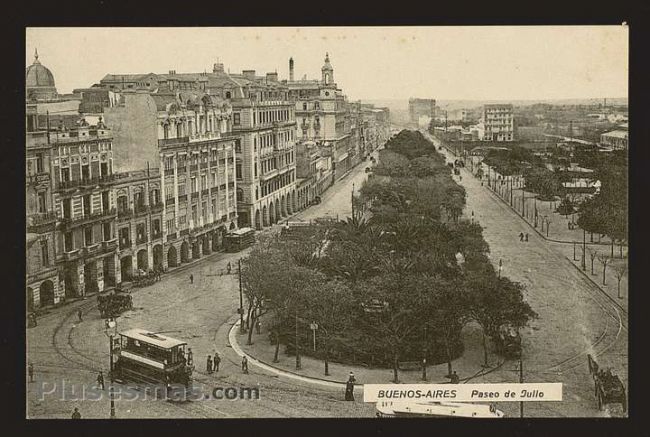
[601,130,628,139]
[119,328,187,349]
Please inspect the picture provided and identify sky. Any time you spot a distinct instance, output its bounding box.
[26,26,628,101]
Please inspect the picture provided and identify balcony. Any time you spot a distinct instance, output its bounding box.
[63,249,81,262]
[180,229,189,236]
[167,232,177,242]
[190,164,199,172]
[27,172,50,187]
[158,136,189,148]
[189,131,221,143]
[151,232,163,241]
[27,211,57,231]
[57,174,116,191]
[59,208,117,229]
[82,243,101,257]
[191,192,199,200]
[150,202,164,213]
[117,208,134,219]
[102,238,118,252]
[260,168,279,181]
[119,238,132,250]
[178,194,188,203]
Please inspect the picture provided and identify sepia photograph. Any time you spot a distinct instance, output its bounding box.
[24,25,629,419]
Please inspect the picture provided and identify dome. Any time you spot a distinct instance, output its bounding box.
[26,50,55,88]
[26,49,58,101]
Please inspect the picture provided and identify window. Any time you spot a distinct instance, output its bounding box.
[37,191,47,213]
[233,113,240,126]
[254,163,257,178]
[119,227,130,248]
[152,219,161,236]
[191,205,198,223]
[41,240,49,266]
[235,140,241,153]
[151,189,160,205]
[178,183,186,196]
[314,101,320,110]
[255,187,259,200]
[64,232,73,252]
[81,164,90,181]
[103,222,112,241]
[84,226,93,246]
[303,102,307,110]
[136,223,146,243]
[191,178,197,193]
[61,167,70,182]
[167,219,175,233]
[202,201,207,219]
[225,91,232,99]
[236,162,242,180]
[36,154,44,173]
[83,195,91,216]
[117,196,129,213]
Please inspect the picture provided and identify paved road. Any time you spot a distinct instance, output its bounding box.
[27,159,376,419]
[425,131,627,417]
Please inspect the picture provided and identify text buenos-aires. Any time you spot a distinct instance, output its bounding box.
[377,389,457,399]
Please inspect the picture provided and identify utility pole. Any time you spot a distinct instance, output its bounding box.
[295,312,301,369]
[519,357,524,418]
[238,259,245,333]
[581,229,587,271]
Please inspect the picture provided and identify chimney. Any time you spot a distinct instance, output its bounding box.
[242,70,256,79]
[213,62,224,73]
[289,57,294,81]
[266,72,278,82]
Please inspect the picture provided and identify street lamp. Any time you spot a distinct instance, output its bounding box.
[309,321,318,351]
[103,318,117,419]
[498,259,503,278]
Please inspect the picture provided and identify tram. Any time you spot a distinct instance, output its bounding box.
[112,328,194,398]
[375,400,505,418]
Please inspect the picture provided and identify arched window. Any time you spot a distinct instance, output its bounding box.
[225,91,232,99]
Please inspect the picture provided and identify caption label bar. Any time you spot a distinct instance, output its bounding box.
[363,383,562,402]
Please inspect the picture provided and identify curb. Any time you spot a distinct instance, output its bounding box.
[226,316,499,389]
[564,256,627,314]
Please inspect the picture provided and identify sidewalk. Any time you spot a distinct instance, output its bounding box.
[229,315,508,389]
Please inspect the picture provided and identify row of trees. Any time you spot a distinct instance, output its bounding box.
[240,130,537,382]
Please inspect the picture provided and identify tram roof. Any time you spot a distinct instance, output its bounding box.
[119,328,187,349]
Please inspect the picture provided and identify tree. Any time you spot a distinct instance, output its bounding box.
[597,254,611,286]
[303,280,355,375]
[613,264,627,299]
[587,248,598,275]
[464,270,537,367]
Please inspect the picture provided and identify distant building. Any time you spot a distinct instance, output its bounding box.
[408,98,436,125]
[600,130,628,150]
[481,104,514,141]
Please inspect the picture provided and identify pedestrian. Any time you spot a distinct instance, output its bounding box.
[28,362,34,383]
[450,371,459,384]
[71,407,81,419]
[190,274,194,284]
[77,309,83,322]
[241,356,249,374]
[97,371,105,390]
[525,233,529,242]
[345,372,356,401]
[187,347,193,366]
[255,320,261,335]
[227,262,232,274]
[207,355,213,373]
[213,352,221,373]
[519,232,524,242]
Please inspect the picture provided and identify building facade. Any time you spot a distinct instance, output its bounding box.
[408,98,436,125]
[481,104,515,141]
[286,54,357,180]
[600,130,628,150]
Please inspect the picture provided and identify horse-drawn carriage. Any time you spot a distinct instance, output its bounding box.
[587,354,627,412]
[493,324,521,359]
[98,290,133,319]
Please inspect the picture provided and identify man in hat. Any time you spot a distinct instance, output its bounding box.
[97,371,105,390]
[207,355,213,374]
[241,356,249,374]
[28,362,34,383]
[450,371,460,384]
[71,407,81,419]
[345,372,356,401]
[77,309,83,322]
